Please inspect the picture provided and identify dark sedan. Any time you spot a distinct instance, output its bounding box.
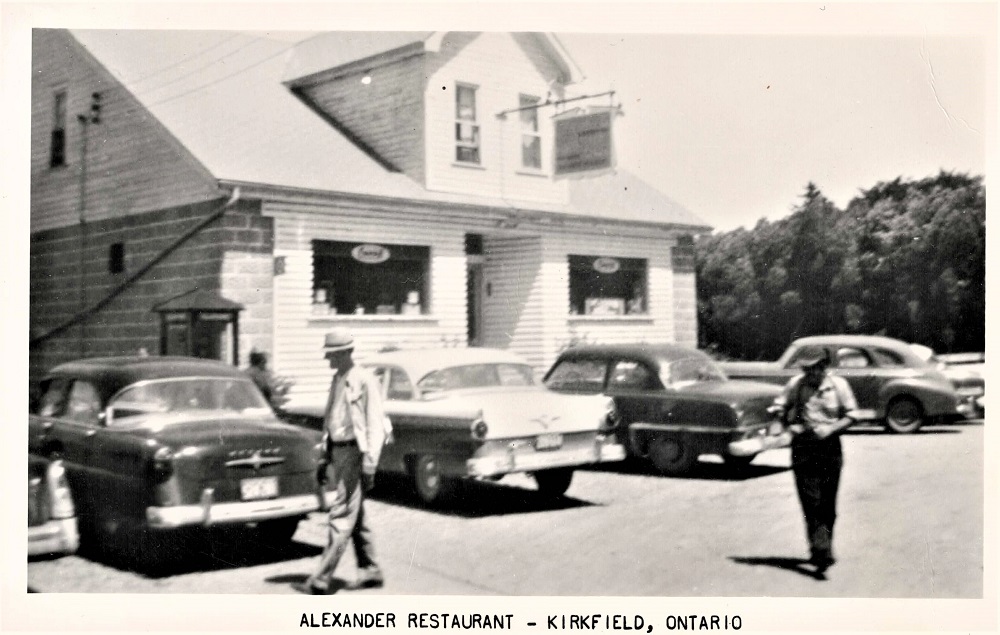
[543,344,783,475]
[28,356,326,567]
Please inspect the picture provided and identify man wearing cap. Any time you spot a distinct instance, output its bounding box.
[296,328,389,594]
[772,347,859,576]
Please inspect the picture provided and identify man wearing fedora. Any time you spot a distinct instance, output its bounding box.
[296,328,389,594]
[772,347,859,576]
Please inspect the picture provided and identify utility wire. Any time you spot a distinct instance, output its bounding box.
[143,44,296,108]
[133,37,272,98]
[125,33,243,88]
[30,189,241,349]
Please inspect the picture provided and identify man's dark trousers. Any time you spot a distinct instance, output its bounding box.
[791,434,843,566]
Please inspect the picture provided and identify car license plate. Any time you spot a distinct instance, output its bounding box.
[240,476,278,501]
[535,433,563,451]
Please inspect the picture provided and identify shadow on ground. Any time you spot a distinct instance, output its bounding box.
[729,556,827,581]
[583,456,789,481]
[75,524,322,579]
[369,474,597,518]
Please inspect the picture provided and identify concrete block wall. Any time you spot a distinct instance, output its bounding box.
[217,209,275,368]
[28,197,272,386]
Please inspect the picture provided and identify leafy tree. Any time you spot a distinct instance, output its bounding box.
[696,172,984,359]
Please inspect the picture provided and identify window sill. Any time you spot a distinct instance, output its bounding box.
[567,315,654,324]
[308,314,439,324]
[451,161,486,171]
[515,169,548,178]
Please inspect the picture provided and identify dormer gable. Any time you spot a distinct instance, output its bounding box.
[284,32,583,204]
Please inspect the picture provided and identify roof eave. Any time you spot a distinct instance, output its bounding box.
[218,179,712,235]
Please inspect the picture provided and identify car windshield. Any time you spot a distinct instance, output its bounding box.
[107,377,272,424]
[660,356,727,388]
[417,363,535,395]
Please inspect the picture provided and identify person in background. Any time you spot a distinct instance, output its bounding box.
[772,348,859,576]
[246,350,274,403]
[295,329,390,594]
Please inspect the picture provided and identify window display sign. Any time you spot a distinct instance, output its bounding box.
[592,257,621,274]
[351,244,391,264]
[553,108,616,178]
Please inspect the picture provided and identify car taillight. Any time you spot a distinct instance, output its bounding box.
[47,461,75,520]
[151,446,174,480]
[471,416,488,440]
[601,401,620,432]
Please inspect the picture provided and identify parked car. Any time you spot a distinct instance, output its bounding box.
[542,344,783,475]
[909,345,985,420]
[28,356,327,566]
[28,457,79,557]
[719,335,965,433]
[281,348,625,504]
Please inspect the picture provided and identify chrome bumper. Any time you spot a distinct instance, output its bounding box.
[146,490,336,529]
[466,438,626,478]
[957,394,985,418]
[28,517,79,556]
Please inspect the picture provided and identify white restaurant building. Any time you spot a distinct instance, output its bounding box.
[30,30,711,401]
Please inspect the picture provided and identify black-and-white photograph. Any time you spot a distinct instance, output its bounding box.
[5,2,995,632]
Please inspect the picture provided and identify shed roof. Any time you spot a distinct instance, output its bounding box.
[68,29,710,231]
[152,289,244,312]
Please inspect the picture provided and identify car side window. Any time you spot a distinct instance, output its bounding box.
[544,359,608,392]
[386,368,414,401]
[609,360,654,390]
[37,378,71,417]
[64,381,102,426]
[497,364,534,386]
[871,348,906,367]
[836,347,871,369]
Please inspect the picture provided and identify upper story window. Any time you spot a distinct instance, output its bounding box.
[50,90,67,168]
[519,95,541,169]
[455,83,480,164]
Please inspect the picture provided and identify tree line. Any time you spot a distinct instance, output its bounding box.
[695,171,985,361]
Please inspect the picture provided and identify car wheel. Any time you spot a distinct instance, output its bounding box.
[534,468,574,497]
[885,397,924,434]
[411,454,455,505]
[648,435,698,475]
[255,517,301,543]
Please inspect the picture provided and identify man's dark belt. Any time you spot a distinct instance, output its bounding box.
[328,439,357,447]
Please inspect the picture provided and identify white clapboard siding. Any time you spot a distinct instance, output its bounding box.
[265,201,471,402]
[424,33,569,207]
[481,235,545,369]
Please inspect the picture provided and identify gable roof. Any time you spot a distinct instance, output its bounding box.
[67,29,709,231]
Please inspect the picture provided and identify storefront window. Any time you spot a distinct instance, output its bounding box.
[568,255,648,316]
[313,240,430,316]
